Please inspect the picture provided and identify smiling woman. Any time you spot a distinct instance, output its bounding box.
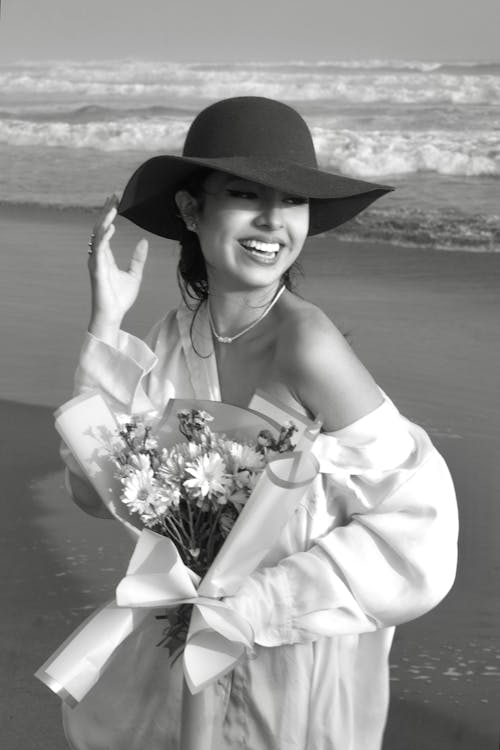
[175,173,309,292]
[173,171,308,329]
[54,96,458,750]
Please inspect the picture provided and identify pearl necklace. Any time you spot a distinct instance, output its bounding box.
[208,285,286,344]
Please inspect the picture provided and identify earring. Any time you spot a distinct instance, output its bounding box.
[184,217,197,232]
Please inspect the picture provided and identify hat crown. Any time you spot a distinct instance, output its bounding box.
[182,96,318,168]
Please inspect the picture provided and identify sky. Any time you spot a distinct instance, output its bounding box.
[0,0,499,63]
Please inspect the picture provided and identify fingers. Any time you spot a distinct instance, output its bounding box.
[99,194,119,226]
[128,239,149,278]
[105,222,116,241]
[88,195,119,271]
[91,195,119,253]
[94,195,117,233]
[88,196,148,286]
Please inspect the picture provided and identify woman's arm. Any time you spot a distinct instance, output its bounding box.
[87,195,148,348]
[226,410,458,646]
[62,197,151,517]
[226,313,458,644]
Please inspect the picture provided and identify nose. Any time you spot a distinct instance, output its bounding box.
[254,194,284,230]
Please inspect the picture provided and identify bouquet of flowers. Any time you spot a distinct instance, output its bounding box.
[36,390,320,707]
[109,407,297,654]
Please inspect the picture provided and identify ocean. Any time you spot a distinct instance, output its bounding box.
[1,58,499,252]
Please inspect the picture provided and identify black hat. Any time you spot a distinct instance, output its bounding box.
[118,96,393,238]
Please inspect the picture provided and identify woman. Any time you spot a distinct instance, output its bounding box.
[62,97,458,750]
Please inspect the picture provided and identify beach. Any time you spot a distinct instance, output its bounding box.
[1,203,500,749]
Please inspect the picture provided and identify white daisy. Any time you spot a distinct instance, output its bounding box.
[184,452,229,499]
[129,452,153,472]
[226,441,265,472]
[122,464,156,515]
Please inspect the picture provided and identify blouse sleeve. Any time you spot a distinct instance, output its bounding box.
[225,397,459,646]
[71,324,163,413]
[59,319,165,486]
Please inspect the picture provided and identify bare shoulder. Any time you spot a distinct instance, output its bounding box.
[276,295,384,431]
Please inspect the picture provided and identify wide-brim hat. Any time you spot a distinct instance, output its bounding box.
[118,96,393,238]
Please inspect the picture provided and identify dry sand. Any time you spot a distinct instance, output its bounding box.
[1,205,499,749]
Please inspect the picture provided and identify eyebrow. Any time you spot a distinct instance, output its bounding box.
[226,178,257,187]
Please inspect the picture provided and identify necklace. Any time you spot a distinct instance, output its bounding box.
[208,285,286,344]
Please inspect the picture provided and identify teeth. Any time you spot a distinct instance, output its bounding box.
[241,239,280,253]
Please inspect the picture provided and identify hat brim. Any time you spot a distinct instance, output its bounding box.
[118,155,393,239]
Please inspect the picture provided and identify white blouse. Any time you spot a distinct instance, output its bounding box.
[61,303,458,750]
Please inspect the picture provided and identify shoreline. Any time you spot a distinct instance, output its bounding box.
[1,200,499,256]
[2,201,500,748]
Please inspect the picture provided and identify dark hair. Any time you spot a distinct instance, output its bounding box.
[176,170,303,314]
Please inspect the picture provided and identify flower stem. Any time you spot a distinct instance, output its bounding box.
[162,515,188,549]
[206,505,223,564]
[185,496,196,550]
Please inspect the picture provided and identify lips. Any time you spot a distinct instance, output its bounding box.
[239,238,282,263]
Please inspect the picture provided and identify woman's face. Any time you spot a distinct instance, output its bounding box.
[191,172,309,290]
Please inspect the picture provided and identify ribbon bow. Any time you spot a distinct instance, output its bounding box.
[35,530,254,705]
[117,530,255,693]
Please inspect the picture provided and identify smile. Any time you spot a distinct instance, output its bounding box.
[239,239,281,264]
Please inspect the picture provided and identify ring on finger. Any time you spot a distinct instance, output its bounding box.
[88,232,96,254]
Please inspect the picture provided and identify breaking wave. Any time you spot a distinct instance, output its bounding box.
[2,59,500,104]
[1,116,498,179]
[335,206,500,253]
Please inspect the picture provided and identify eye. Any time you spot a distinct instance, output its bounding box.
[226,189,259,200]
[283,195,309,206]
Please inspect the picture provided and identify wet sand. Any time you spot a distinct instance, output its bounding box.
[1,204,499,748]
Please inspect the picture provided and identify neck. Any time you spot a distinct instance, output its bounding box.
[207,282,283,340]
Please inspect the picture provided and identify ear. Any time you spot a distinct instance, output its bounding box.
[175,190,199,233]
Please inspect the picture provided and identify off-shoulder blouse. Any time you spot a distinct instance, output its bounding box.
[61,303,458,750]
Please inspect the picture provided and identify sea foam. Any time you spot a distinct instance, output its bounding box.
[0,116,187,152]
[2,59,500,105]
[312,127,500,178]
[1,116,498,179]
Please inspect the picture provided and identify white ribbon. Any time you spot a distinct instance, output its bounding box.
[35,529,254,705]
[117,529,255,692]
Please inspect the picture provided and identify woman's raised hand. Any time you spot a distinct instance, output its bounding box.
[87,195,149,345]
